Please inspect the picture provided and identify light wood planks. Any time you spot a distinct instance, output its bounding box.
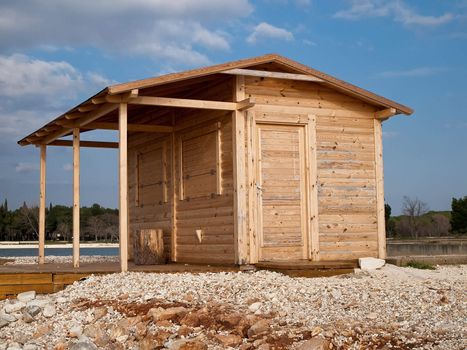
[222,68,324,82]
[374,119,386,258]
[233,76,248,264]
[246,76,380,261]
[119,103,129,272]
[375,108,397,120]
[307,115,320,261]
[72,128,80,268]
[61,122,174,133]
[38,145,46,265]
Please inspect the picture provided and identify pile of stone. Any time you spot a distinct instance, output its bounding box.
[0,264,466,349]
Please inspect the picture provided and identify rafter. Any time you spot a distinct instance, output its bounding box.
[59,121,173,133]
[222,68,324,82]
[42,103,118,144]
[375,108,397,120]
[48,140,119,148]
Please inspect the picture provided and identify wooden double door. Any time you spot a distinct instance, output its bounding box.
[254,118,314,261]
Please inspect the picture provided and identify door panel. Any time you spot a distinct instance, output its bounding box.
[256,124,308,261]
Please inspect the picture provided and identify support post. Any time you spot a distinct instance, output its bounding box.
[119,103,129,272]
[72,128,80,268]
[374,119,386,259]
[233,76,248,264]
[38,145,46,264]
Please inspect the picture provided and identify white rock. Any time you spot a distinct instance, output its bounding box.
[56,297,68,304]
[6,343,22,350]
[248,302,262,313]
[4,301,25,314]
[42,304,56,318]
[23,345,38,350]
[69,325,83,338]
[0,312,16,323]
[17,290,36,303]
[26,299,49,308]
[358,257,385,271]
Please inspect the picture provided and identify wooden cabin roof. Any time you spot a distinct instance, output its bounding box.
[18,54,413,146]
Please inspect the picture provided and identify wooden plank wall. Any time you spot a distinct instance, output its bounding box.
[174,111,234,264]
[128,133,173,261]
[244,76,379,261]
[128,79,235,265]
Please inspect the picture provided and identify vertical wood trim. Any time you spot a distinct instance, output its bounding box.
[162,141,168,203]
[72,128,80,268]
[119,103,129,272]
[374,119,386,259]
[38,145,46,265]
[233,75,248,264]
[171,132,177,261]
[256,127,264,260]
[135,152,140,207]
[298,127,308,259]
[178,137,184,201]
[246,110,257,263]
[307,115,320,261]
[216,122,222,195]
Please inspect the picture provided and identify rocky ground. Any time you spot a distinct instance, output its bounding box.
[0,264,465,350]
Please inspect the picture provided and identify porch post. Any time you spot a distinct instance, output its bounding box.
[73,128,80,268]
[119,103,128,272]
[38,145,46,264]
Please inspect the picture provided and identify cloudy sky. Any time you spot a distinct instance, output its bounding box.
[0,0,466,214]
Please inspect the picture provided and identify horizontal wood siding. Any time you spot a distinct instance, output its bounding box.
[128,134,172,261]
[245,76,379,261]
[175,112,235,264]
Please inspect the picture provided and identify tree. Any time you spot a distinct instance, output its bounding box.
[451,196,467,234]
[384,203,392,236]
[86,216,106,241]
[18,203,39,240]
[401,196,429,239]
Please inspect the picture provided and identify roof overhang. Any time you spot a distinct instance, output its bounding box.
[18,53,413,146]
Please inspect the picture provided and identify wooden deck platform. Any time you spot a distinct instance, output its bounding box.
[0,260,357,299]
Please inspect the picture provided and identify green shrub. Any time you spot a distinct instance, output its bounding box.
[405,261,436,270]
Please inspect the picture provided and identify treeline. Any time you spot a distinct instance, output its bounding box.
[0,200,119,242]
[386,196,467,239]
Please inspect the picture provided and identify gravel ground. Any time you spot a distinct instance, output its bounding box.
[0,264,465,349]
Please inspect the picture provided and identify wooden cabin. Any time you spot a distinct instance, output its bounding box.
[18,54,413,271]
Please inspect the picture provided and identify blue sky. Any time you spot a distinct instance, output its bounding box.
[0,0,466,214]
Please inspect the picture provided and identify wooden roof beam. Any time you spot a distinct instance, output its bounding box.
[105,95,255,111]
[222,68,324,83]
[48,140,119,148]
[59,121,173,133]
[375,108,397,120]
[41,103,118,144]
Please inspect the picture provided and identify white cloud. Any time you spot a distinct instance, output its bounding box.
[0,54,113,140]
[0,54,114,105]
[15,162,39,172]
[375,67,448,78]
[247,22,294,44]
[335,0,454,26]
[382,131,399,139]
[63,163,73,172]
[0,0,252,66]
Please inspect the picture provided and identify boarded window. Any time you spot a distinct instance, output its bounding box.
[180,122,221,200]
[136,143,167,207]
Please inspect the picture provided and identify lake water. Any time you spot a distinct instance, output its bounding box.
[0,247,119,257]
